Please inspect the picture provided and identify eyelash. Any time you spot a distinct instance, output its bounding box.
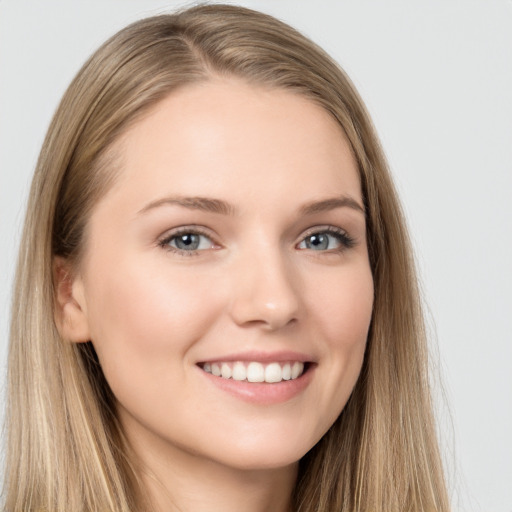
[158,225,356,256]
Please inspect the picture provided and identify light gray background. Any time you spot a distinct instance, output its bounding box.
[1,1,511,510]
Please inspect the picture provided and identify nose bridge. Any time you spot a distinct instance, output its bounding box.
[229,239,300,330]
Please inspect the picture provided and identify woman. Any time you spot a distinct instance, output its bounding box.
[5,4,450,511]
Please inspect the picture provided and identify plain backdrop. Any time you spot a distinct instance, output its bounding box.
[1,1,511,510]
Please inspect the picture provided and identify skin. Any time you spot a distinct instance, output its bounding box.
[56,79,374,512]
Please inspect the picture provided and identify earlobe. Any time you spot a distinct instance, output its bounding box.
[53,257,91,343]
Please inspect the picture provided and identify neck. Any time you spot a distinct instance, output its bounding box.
[125,425,298,512]
[143,460,297,512]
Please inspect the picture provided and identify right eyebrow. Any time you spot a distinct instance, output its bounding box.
[137,196,237,216]
[299,196,366,216]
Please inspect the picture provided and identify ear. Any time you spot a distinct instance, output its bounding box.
[53,256,91,343]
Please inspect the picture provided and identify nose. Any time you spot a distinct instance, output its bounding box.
[228,247,300,331]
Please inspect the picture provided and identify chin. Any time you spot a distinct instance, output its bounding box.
[216,451,302,472]
[205,430,322,472]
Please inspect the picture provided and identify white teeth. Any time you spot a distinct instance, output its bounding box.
[291,362,303,379]
[247,362,265,382]
[232,362,246,381]
[265,362,282,383]
[201,361,306,383]
[221,363,232,379]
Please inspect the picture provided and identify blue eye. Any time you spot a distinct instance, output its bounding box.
[297,229,354,251]
[161,230,215,253]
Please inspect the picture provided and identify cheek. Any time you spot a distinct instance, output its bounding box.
[307,263,373,406]
[312,264,374,348]
[83,257,224,387]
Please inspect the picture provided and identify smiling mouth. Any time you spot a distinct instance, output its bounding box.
[199,361,309,383]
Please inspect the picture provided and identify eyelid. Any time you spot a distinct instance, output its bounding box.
[299,225,348,238]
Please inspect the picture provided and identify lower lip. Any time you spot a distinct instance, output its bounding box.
[197,365,315,405]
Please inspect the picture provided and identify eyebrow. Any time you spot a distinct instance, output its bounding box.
[299,196,365,216]
[138,196,237,216]
[138,194,365,217]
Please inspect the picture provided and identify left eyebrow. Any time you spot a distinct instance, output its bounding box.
[299,196,365,216]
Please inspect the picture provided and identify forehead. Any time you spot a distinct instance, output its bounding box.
[101,78,361,213]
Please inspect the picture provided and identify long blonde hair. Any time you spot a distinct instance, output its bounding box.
[5,5,450,511]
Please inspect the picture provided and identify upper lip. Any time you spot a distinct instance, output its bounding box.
[197,350,315,364]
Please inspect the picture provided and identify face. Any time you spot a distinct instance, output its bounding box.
[62,79,373,472]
